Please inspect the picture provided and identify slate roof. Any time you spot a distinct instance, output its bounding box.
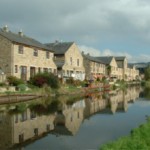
[83,54,105,64]
[55,61,65,68]
[0,28,53,51]
[128,64,134,69]
[114,56,126,61]
[96,56,114,65]
[45,42,74,55]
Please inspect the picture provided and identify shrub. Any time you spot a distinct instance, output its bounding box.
[66,77,74,85]
[7,76,24,86]
[66,77,84,86]
[0,82,6,86]
[17,84,27,91]
[29,72,60,89]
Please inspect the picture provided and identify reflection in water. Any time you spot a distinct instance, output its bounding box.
[0,86,141,149]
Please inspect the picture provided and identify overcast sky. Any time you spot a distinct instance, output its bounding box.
[0,0,150,62]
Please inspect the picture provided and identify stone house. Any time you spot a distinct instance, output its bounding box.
[114,57,140,81]
[0,26,57,81]
[127,64,139,81]
[82,53,106,80]
[96,56,119,80]
[114,56,127,80]
[46,41,85,81]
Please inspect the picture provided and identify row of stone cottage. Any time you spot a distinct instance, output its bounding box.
[0,26,139,82]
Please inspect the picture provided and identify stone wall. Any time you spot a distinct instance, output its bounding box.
[13,44,57,80]
[0,35,12,76]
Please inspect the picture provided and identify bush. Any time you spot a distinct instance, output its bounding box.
[66,77,84,86]
[17,84,27,91]
[7,76,24,86]
[0,82,6,86]
[29,72,60,89]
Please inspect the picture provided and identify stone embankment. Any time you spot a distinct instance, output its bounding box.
[0,94,42,104]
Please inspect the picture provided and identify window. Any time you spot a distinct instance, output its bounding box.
[33,49,38,56]
[15,114,19,123]
[15,65,18,73]
[30,110,36,119]
[48,68,52,73]
[46,51,50,59]
[43,68,48,72]
[20,111,27,122]
[19,134,24,143]
[70,57,73,65]
[18,45,23,54]
[46,124,50,131]
[77,59,79,66]
[38,67,41,73]
[34,128,38,136]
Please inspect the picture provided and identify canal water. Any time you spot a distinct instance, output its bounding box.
[0,86,150,150]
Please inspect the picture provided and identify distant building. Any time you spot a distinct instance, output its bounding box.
[82,52,106,80]
[0,26,57,80]
[46,41,85,81]
[96,56,119,80]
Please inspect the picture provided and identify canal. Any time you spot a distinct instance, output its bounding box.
[0,86,150,150]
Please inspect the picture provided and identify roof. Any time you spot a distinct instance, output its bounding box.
[83,54,105,64]
[45,42,74,55]
[128,64,135,69]
[96,56,114,65]
[55,61,65,68]
[0,28,53,51]
[114,56,126,61]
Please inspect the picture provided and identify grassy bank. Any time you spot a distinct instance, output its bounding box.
[100,118,150,150]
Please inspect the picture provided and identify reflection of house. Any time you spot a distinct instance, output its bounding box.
[109,86,140,114]
[110,90,127,114]
[0,26,57,80]
[82,53,106,80]
[84,93,109,118]
[46,41,85,81]
[53,100,85,135]
[0,108,55,149]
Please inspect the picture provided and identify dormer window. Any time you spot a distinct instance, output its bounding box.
[33,49,38,57]
[18,45,24,54]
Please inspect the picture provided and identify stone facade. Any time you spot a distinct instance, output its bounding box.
[0,31,57,81]
[108,57,119,79]
[0,35,12,76]
[82,53,106,80]
[13,44,57,80]
[47,42,85,81]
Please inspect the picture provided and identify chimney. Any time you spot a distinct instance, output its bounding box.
[3,25,9,32]
[55,40,59,43]
[18,29,23,37]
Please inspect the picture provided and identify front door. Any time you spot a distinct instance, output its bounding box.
[30,67,36,78]
[20,66,27,81]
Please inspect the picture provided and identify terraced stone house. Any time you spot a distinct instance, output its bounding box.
[96,56,119,80]
[0,26,57,80]
[46,41,85,81]
[82,53,106,80]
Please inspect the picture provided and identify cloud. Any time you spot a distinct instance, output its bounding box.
[0,0,150,60]
[79,45,150,63]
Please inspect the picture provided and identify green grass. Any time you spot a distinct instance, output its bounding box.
[100,118,150,150]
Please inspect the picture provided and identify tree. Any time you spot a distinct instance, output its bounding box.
[145,66,150,80]
[107,65,111,77]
